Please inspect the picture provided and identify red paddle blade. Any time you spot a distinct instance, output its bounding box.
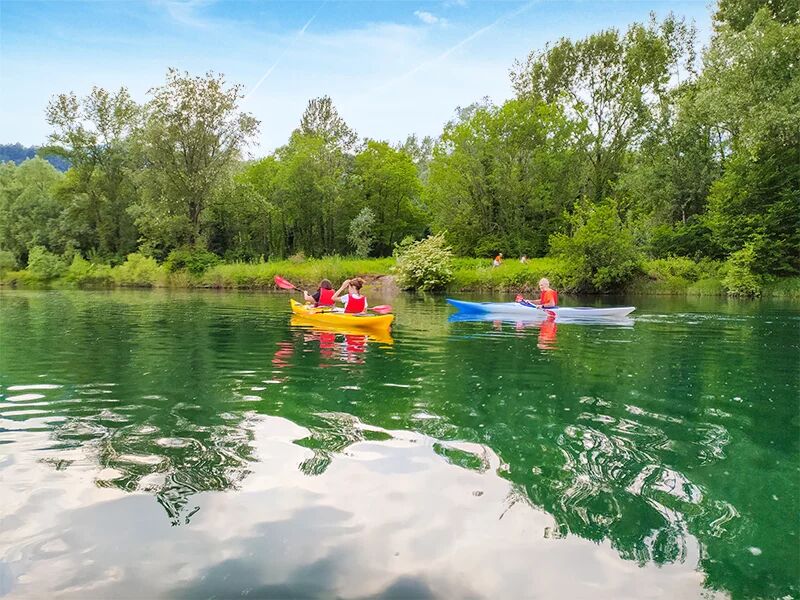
[371,305,392,314]
[274,275,297,290]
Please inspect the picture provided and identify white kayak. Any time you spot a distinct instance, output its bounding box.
[446,299,636,320]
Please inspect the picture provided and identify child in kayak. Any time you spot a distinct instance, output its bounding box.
[516,278,558,308]
[303,279,335,307]
[332,278,368,314]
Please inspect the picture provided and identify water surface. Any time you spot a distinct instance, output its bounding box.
[1,290,798,599]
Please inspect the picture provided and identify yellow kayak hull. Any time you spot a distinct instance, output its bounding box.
[290,316,394,345]
[289,299,394,332]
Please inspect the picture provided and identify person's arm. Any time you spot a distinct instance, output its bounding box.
[331,279,349,302]
[303,290,315,303]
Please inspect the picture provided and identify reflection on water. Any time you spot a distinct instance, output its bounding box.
[1,290,798,599]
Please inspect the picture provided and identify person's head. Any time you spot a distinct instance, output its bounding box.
[348,277,364,293]
[319,279,332,290]
[499,253,503,258]
[538,277,550,290]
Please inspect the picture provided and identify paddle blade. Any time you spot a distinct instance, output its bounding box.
[371,305,393,315]
[274,275,297,290]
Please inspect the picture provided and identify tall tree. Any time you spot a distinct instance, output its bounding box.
[44,86,141,260]
[511,15,696,202]
[298,95,358,152]
[353,140,424,254]
[426,98,583,257]
[133,69,259,254]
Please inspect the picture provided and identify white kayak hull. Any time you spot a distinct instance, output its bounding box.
[446,299,636,320]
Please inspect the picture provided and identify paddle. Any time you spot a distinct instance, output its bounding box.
[274,275,393,314]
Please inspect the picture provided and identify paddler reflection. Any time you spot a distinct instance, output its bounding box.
[290,316,393,363]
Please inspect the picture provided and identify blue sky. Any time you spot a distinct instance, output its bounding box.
[0,0,714,156]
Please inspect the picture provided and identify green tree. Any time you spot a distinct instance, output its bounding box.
[298,95,358,152]
[44,86,141,261]
[426,98,583,257]
[348,207,376,257]
[0,158,66,264]
[133,69,259,254]
[700,9,800,274]
[353,140,424,254]
[511,15,696,202]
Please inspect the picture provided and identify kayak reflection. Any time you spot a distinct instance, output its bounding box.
[290,316,393,364]
[449,312,635,327]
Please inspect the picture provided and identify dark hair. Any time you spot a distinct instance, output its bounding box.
[349,277,364,291]
[320,279,332,290]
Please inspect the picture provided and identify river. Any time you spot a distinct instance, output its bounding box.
[1,290,798,599]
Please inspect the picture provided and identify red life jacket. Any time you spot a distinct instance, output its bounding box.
[539,289,558,306]
[317,287,335,306]
[344,294,366,314]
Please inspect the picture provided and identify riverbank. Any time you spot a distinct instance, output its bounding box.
[2,255,799,298]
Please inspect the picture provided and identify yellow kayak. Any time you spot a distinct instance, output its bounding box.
[290,316,394,345]
[289,299,394,332]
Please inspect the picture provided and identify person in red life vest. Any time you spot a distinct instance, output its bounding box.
[332,277,368,314]
[515,277,558,308]
[303,279,335,307]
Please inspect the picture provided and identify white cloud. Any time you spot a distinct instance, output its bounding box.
[414,10,446,26]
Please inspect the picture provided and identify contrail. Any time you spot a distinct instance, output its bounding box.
[244,0,327,102]
[374,0,538,94]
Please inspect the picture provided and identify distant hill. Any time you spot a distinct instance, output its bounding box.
[0,143,70,172]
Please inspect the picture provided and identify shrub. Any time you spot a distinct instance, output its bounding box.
[393,233,454,291]
[26,246,66,281]
[348,207,377,258]
[0,250,17,274]
[164,247,221,276]
[723,244,762,297]
[65,256,114,287]
[549,201,642,293]
[114,253,162,287]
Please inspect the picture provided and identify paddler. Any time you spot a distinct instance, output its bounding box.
[303,279,336,307]
[516,278,558,308]
[332,277,368,314]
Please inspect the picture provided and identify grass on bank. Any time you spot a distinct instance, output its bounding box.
[1,251,799,298]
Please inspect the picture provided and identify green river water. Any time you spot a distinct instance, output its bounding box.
[1,290,798,599]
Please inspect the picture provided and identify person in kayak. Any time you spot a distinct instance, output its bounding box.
[516,278,558,308]
[332,277,368,314]
[303,279,335,307]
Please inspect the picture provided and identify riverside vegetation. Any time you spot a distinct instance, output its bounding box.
[1,0,798,297]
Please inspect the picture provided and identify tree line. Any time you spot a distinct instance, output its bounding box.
[1,0,797,291]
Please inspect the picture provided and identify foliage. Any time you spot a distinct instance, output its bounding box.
[450,257,567,291]
[550,201,642,292]
[0,250,17,274]
[298,95,358,152]
[133,69,259,250]
[65,255,115,287]
[348,207,376,258]
[164,247,221,276]
[0,158,66,264]
[25,245,67,281]
[426,97,582,257]
[393,233,454,291]
[722,243,763,297]
[700,9,800,276]
[44,86,141,261]
[114,253,162,287]
[511,15,697,202]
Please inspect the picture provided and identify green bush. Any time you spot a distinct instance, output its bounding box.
[25,246,66,281]
[723,244,762,297]
[449,257,567,291]
[114,253,163,287]
[164,247,221,276]
[65,256,115,287]
[0,250,17,274]
[549,201,642,292]
[393,233,454,291]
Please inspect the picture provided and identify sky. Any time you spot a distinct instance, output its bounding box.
[0,0,714,157]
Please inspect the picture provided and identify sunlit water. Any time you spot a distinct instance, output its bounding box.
[1,290,798,599]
